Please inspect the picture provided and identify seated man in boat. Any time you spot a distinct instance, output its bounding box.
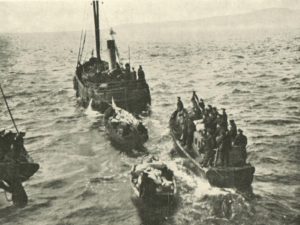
[137,122,147,135]
[122,124,131,137]
[4,132,27,163]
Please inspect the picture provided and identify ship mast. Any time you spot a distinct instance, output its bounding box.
[93,0,101,63]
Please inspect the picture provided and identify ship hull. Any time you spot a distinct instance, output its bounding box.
[74,75,151,114]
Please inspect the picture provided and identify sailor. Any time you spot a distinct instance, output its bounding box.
[186,118,196,149]
[124,63,131,80]
[233,129,247,163]
[229,120,237,139]
[11,132,26,161]
[207,105,213,114]
[202,131,215,167]
[131,67,137,80]
[177,97,184,112]
[217,130,231,167]
[234,129,247,148]
[212,107,219,117]
[197,98,204,110]
[138,65,145,80]
[221,108,228,128]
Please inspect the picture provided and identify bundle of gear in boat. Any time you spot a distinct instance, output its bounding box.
[171,91,248,168]
[131,156,175,198]
[104,104,148,138]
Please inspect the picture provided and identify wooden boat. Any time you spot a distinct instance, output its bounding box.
[0,85,40,207]
[104,101,148,151]
[74,0,151,114]
[130,158,177,202]
[169,99,255,189]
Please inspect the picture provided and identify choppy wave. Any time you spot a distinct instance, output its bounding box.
[0,29,300,225]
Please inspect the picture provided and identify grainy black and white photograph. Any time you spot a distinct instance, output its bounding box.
[0,0,299,224]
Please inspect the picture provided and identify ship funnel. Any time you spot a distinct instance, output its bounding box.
[107,40,117,70]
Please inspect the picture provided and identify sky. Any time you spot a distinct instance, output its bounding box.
[0,0,300,33]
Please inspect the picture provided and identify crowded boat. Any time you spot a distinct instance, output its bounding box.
[73,0,151,114]
[169,91,255,189]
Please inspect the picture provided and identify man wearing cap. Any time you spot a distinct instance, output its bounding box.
[234,129,248,162]
[234,129,247,148]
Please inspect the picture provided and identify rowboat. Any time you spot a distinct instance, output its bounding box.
[169,106,255,189]
[130,159,177,203]
[104,100,148,151]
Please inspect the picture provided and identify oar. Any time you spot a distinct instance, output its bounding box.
[0,84,19,134]
[173,136,205,173]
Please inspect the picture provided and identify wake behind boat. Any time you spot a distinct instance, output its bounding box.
[104,99,148,151]
[169,92,255,189]
[73,0,151,114]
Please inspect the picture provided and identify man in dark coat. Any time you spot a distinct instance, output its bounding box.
[217,130,231,167]
[131,67,137,80]
[138,65,145,80]
[234,129,247,148]
[202,131,216,167]
[199,98,205,111]
[186,118,196,149]
[229,120,237,140]
[177,97,184,112]
[221,108,228,129]
[234,129,248,162]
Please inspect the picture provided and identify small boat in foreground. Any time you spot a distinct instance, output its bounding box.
[104,100,148,151]
[130,156,177,202]
[169,92,255,189]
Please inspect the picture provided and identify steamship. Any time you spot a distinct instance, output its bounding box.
[73,0,151,113]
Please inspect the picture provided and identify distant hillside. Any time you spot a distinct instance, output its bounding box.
[118,8,300,30]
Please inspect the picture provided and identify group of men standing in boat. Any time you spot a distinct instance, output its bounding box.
[175,92,248,167]
[78,54,146,83]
